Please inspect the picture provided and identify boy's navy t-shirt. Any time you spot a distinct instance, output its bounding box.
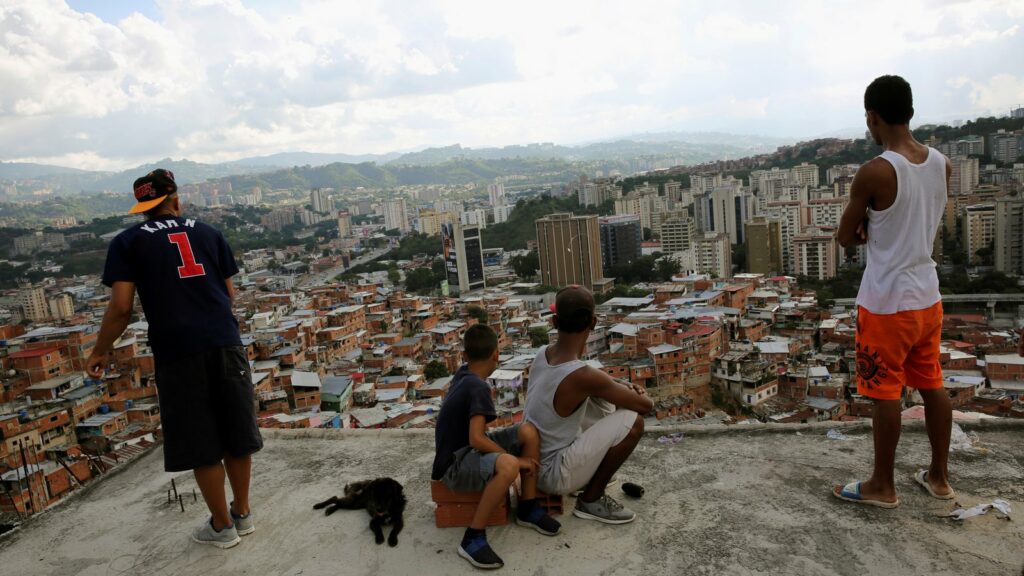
[102,216,241,366]
[431,364,497,480]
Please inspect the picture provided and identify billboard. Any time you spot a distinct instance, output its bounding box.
[441,223,460,290]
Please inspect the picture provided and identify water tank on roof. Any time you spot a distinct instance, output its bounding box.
[18,409,28,422]
[126,400,134,409]
[99,404,110,414]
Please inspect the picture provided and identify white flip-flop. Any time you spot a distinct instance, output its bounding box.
[832,481,900,509]
[913,470,956,500]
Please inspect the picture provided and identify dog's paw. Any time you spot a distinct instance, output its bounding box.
[375,534,385,545]
[388,536,398,547]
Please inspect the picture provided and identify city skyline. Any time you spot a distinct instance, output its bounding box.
[1,0,1022,170]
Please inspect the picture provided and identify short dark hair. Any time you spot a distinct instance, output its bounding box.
[145,193,178,219]
[464,323,498,361]
[554,285,595,333]
[864,75,914,125]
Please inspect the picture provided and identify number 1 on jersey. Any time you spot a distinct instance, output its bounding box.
[168,232,207,278]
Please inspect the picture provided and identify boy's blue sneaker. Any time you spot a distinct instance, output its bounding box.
[515,505,561,536]
[230,502,254,536]
[458,535,504,570]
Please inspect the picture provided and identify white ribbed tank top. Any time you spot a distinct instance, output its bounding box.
[524,345,587,467]
[855,147,946,314]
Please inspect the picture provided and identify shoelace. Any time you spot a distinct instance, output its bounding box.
[600,495,624,512]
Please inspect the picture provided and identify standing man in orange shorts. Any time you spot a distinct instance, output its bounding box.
[833,75,953,508]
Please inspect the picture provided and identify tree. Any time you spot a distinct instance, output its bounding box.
[387,265,400,285]
[466,305,488,324]
[510,250,539,279]
[654,257,680,281]
[404,267,437,294]
[642,227,654,241]
[732,243,747,273]
[528,326,550,347]
[424,360,450,380]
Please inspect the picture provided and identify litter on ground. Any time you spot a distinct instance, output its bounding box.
[826,429,864,441]
[657,432,685,445]
[945,499,1012,521]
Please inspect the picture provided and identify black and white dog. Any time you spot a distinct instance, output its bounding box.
[314,478,406,547]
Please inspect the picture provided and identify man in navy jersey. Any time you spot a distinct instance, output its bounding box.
[85,169,262,549]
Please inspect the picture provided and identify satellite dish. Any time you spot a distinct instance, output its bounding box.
[6,369,14,377]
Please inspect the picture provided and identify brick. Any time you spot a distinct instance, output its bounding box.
[431,480,511,528]
[513,483,564,516]
[434,502,508,528]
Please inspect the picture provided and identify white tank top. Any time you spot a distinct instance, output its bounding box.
[855,147,946,314]
[524,346,587,467]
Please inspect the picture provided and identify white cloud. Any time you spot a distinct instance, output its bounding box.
[951,73,1024,113]
[1,0,1022,170]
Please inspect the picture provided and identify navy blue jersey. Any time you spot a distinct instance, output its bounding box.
[431,364,497,480]
[102,216,241,365]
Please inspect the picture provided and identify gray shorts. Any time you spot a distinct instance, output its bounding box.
[538,406,638,495]
[441,425,522,492]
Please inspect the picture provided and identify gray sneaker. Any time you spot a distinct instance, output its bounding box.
[191,518,241,549]
[573,494,636,525]
[231,502,254,536]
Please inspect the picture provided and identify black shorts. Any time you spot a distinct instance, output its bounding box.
[155,346,263,472]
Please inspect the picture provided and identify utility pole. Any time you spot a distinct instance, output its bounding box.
[16,439,38,515]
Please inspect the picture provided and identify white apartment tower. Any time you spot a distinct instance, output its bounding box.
[995,196,1024,275]
[792,228,840,280]
[488,183,505,206]
[383,198,410,232]
[19,286,49,322]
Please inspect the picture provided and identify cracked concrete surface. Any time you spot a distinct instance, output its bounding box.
[1,422,1022,575]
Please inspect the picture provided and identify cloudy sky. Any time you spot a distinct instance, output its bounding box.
[2,0,1023,170]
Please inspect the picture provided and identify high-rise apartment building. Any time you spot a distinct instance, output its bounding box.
[663,180,682,204]
[989,130,1023,164]
[693,233,732,279]
[20,286,49,322]
[807,197,848,228]
[460,208,488,229]
[702,181,754,244]
[744,217,783,276]
[614,189,664,231]
[766,200,804,274]
[949,156,980,195]
[493,204,514,224]
[691,173,723,195]
[383,198,410,232]
[995,196,1024,275]
[488,183,505,206]
[789,163,820,188]
[417,209,456,236]
[938,135,985,157]
[792,227,840,280]
[598,215,641,272]
[48,294,74,320]
[962,203,996,265]
[826,164,860,185]
[536,213,604,290]
[337,210,352,238]
[660,215,694,255]
[441,223,485,295]
[310,188,332,214]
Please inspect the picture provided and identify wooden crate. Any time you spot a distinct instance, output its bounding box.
[431,480,509,528]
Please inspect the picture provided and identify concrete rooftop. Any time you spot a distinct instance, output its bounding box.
[2,420,1023,576]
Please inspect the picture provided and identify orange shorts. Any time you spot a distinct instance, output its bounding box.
[855,302,943,401]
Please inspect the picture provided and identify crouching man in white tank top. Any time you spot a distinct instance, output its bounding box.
[524,285,654,524]
[833,75,955,509]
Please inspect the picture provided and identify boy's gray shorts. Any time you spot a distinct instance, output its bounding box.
[440,425,522,492]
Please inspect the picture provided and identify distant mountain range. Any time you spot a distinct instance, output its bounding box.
[0,131,799,193]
